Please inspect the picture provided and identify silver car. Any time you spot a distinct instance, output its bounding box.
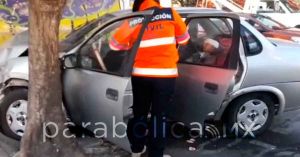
[0,8,300,151]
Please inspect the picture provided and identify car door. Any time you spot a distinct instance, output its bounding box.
[63,11,153,151]
[169,13,241,125]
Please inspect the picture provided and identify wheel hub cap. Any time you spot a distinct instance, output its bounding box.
[237,99,269,132]
[6,100,28,137]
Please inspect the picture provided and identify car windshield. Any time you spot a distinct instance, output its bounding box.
[280,0,300,13]
[254,15,287,29]
[60,14,115,52]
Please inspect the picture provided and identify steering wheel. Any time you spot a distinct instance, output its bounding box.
[92,40,107,71]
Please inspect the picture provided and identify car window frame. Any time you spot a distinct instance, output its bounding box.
[179,13,241,70]
[74,10,154,77]
[254,15,287,30]
[240,25,263,57]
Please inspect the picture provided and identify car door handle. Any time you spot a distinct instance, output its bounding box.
[106,88,119,101]
[204,83,218,94]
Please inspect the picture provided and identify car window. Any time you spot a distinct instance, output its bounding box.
[179,18,233,68]
[60,14,116,52]
[245,19,266,32]
[254,15,286,29]
[211,18,231,35]
[240,26,263,56]
[77,16,144,75]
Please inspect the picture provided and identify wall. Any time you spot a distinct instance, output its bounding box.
[0,0,121,46]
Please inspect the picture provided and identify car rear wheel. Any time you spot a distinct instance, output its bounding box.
[0,88,28,140]
[226,93,275,137]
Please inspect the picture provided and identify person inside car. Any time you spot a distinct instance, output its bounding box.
[180,20,231,67]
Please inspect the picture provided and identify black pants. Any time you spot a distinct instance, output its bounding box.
[127,76,176,157]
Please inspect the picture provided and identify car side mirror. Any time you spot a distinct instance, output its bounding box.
[63,54,78,69]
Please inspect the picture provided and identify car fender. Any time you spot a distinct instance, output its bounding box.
[0,57,29,92]
[214,85,286,120]
[1,78,28,94]
[1,73,28,95]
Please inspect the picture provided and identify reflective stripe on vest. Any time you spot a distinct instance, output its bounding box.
[139,37,176,48]
[176,32,190,44]
[109,37,130,51]
[132,67,178,76]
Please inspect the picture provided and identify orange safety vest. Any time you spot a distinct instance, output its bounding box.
[110,0,190,78]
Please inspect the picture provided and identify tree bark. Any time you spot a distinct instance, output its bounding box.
[19,0,86,156]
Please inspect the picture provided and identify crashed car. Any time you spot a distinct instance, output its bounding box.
[239,13,300,44]
[1,8,300,151]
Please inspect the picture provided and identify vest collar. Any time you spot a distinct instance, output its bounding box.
[139,0,161,11]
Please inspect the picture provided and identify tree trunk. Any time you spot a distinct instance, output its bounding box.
[19,0,86,157]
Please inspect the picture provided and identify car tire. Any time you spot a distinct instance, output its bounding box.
[0,88,28,140]
[225,93,275,138]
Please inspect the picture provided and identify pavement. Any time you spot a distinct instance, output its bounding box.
[0,147,8,157]
[1,109,300,157]
[0,132,19,157]
[165,109,300,157]
[0,133,130,157]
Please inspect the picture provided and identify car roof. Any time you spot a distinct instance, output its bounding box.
[236,13,252,17]
[111,7,226,16]
[176,7,226,14]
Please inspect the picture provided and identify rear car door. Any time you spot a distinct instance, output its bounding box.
[63,11,153,151]
[169,13,241,125]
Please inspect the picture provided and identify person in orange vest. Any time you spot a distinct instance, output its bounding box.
[109,0,190,157]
